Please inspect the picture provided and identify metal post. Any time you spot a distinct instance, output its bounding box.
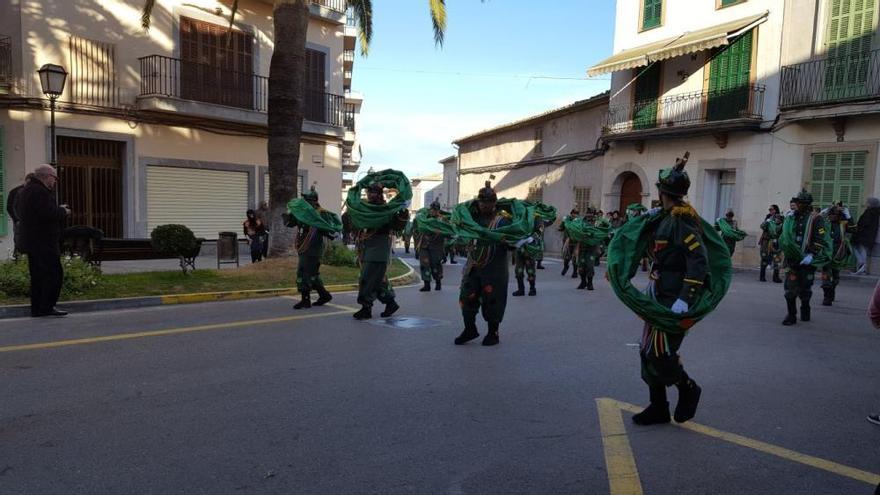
[49,95,58,202]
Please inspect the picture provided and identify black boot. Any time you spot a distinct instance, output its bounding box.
[528,282,536,296]
[314,287,332,306]
[782,299,797,325]
[561,262,569,276]
[773,269,782,283]
[513,278,525,296]
[353,305,372,320]
[822,288,833,306]
[759,264,767,282]
[571,268,579,279]
[482,322,500,346]
[293,291,311,310]
[586,277,594,291]
[435,279,441,291]
[674,377,702,423]
[800,299,810,322]
[455,315,479,345]
[420,281,431,292]
[537,261,545,270]
[381,300,400,318]
[632,386,670,425]
[577,274,587,290]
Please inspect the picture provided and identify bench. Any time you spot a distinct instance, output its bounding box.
[61,229,205,271]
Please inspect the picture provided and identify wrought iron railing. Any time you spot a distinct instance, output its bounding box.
[780,49,880,108]
[603,85,765,134]
[344,103,356,131]
[0,35,11,90]
[312,0,346,13]
[138,55,344,127]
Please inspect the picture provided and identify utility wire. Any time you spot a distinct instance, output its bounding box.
[358,66,611,81]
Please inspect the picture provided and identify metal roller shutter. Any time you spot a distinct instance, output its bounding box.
[147,166,249,239]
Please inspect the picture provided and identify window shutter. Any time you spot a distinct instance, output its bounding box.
[824,0,876,98]
[0,127,6,237]
[643,0,662,29]
[809,151,869,218]
[632,63,661,129]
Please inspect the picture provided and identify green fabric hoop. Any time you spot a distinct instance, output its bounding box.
[451,198,535,244]
[779,213,832,268]
[716,218,747,241]
[345,169,413,230]
[414,207,456,237]
[562,217,611,247]
[286,198,342,233]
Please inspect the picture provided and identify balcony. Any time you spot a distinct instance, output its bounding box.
[780,49,880,110]
[137,55,344,134]
[344,103,356,132]
[312,0,345,13]
[0,35,11,93]
[603,85,765,139]
[310,0,346,23]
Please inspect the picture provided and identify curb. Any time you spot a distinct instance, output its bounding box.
[0,259,418,320]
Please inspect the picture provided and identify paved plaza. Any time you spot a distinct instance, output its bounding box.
[1,257,879,494]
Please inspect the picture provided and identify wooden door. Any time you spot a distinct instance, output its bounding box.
[57,136,124,238]
[619,173,643,213]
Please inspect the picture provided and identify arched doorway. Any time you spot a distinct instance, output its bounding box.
[618,172,643,213]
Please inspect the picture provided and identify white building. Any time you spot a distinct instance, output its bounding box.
[410,173,444,212]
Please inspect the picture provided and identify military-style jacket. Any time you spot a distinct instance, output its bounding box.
[358,210,409,263]
[412,217,447,254]
[466,206,512,273]
[285,215,326,258]
[790,211,828,258]
[649,206,709,306]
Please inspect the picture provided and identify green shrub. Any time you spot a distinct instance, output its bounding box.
[0,255,102,298]
[151,224,197,257]
[321,241,358,267]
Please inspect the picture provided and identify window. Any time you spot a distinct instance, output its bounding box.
[632,63,661,129]
[179,16,254,109]
[534,127,543,156]
[810,151,868,218]
[823,0,876,99]
[68,36,117,107]
[718,0,746,7]
[641,0,663,30]
[527,183,543,204]
[574,187,591,213]
[715,171,736,220]
[707,30,754,121]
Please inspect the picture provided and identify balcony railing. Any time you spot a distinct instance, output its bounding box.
[344,50,355,63]
[138,55,344,127]
[312,0,346,13]
[344,103,356,132]
[780,49,880,109]
[0,35,11,90]
[603,85,765,135]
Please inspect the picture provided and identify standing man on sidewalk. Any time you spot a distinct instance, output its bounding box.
[18,165,70,317]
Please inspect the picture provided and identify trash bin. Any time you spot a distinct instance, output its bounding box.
[217,231,239,268]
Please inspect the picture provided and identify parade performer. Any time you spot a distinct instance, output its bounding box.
[821,204,853,306]
[452,181,535,346]
[564,208,609,291]
[779,190,831,325]
[626,203,650,271]
[559,208,580,277]
[413,199,454,292]
[715,210,746,256]
[513,203,557,297]
[284,186,342,309]
[346,170,411,320]
[403,219,414,254]
[759,205,784,282]
[607,152,732,425]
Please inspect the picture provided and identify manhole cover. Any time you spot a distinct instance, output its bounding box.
[368,316,448,329]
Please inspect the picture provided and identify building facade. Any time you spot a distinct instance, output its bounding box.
[410,173,443,212]
[453,93,610,254]
[589,0,880,266]
[438,154,459,209]
[0,0,362,251]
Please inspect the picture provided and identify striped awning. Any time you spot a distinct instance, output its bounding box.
[587,11,768,77]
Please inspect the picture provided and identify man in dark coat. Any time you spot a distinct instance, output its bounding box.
[7,173,34,257]
[853,197,880,274]
[17,165,70,317]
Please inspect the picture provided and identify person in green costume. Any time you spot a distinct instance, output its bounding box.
[403,219,413,254]
[629,153,707,426]
[455,181,532,346]
[820,204,853,306]
[759,204,784,283]
[283,186,339,310]
[415,199,448,292]
[715,210,743,256]
[512,214,551,297]
[559,208,580,277]
[353,182,409,320]
[576,208,601,291]
[780,190,830,325]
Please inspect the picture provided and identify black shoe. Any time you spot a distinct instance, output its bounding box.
[381,301,400,318]
[632,402,670,425]
[773,270,782,283]
[528,285,536,296]
[587,279,594,291]
[454,327,479,345]
[822,298,832,306]
[293,298,311,310]
[782,314,797,326]
[537,263,545,270]
[577,279,587,290]
[512,289,525,297]
[759,268,767,282]
[561,265,569,276]
[419,282,431,292]
[571,271,578,279]
[314,292,332,306]
[800,304,811,322]
[482,331,500,346]
[674,380,702,423]
[33,308,68,317]
[435,281,441,291]
[353,306,372,320]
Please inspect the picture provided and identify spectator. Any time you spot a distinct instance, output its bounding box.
[18,165,70,317]
[7,173,35,258]
[852,197,880,274]
[255,201,270,259]
[866,279,880,426]
[243,209,267,263]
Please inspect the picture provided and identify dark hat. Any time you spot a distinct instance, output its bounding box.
[478,180,497,202]
[656,152,691,197]
[795,189,813,205]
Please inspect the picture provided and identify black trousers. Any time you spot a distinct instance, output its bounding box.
[27,250,63,315]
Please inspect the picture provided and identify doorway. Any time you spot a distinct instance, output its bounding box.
[618,172,643,213]
[57,136,124,238]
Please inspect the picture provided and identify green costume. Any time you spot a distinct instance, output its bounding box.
[403,220,414,254]
[563,213,610,291]
[759,211,784,282]
[513,205,556,296]
[821,208,853,306]
[413,203,453,291]
[715,216,745,256]
[285,191,342,309]
[559,210,580,278]
[780,190,832,325]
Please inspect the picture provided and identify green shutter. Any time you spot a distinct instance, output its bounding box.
[707,29,754,121]
[643,0,662,29]
[0,127,6,237]
[809,151,868,218]
[721,0,742,6]
[632,63,661,130]
[824,0,876,100]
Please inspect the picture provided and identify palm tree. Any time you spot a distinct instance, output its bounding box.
[141,0,448,256]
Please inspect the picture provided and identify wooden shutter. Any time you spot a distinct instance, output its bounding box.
[304,49,327,122]
[632,63,661,130]
[707,30,754,121]
[179,17,254,109]
[824,0,876,99]
[642,0,662,29]
[0,127,5,237]
[809,151,869,218]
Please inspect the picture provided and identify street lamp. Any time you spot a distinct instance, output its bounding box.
[37,63,67,168]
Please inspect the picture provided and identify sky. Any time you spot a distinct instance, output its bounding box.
[351,0,617,180]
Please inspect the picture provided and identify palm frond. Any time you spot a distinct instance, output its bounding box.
[428,0,447,47]
[141,0,156,30]
[225,0,240,49]
[347,0,373,56]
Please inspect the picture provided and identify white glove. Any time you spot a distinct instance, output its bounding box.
[648,207,662,216]
[800,254,814,265]
[670,299,689,314]
[514,236,534,249]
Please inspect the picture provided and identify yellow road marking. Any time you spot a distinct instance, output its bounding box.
[596,398,644,495]
[0,304,360,353]
[599,398,880,494]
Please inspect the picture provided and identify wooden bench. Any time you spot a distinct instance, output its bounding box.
[61,233,205,271]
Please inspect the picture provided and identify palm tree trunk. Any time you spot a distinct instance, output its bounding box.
[267,0,309,257]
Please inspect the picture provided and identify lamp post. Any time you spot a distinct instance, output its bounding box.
[37,63,67,168]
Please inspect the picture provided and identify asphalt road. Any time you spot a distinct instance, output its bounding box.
[1,256,879,494]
